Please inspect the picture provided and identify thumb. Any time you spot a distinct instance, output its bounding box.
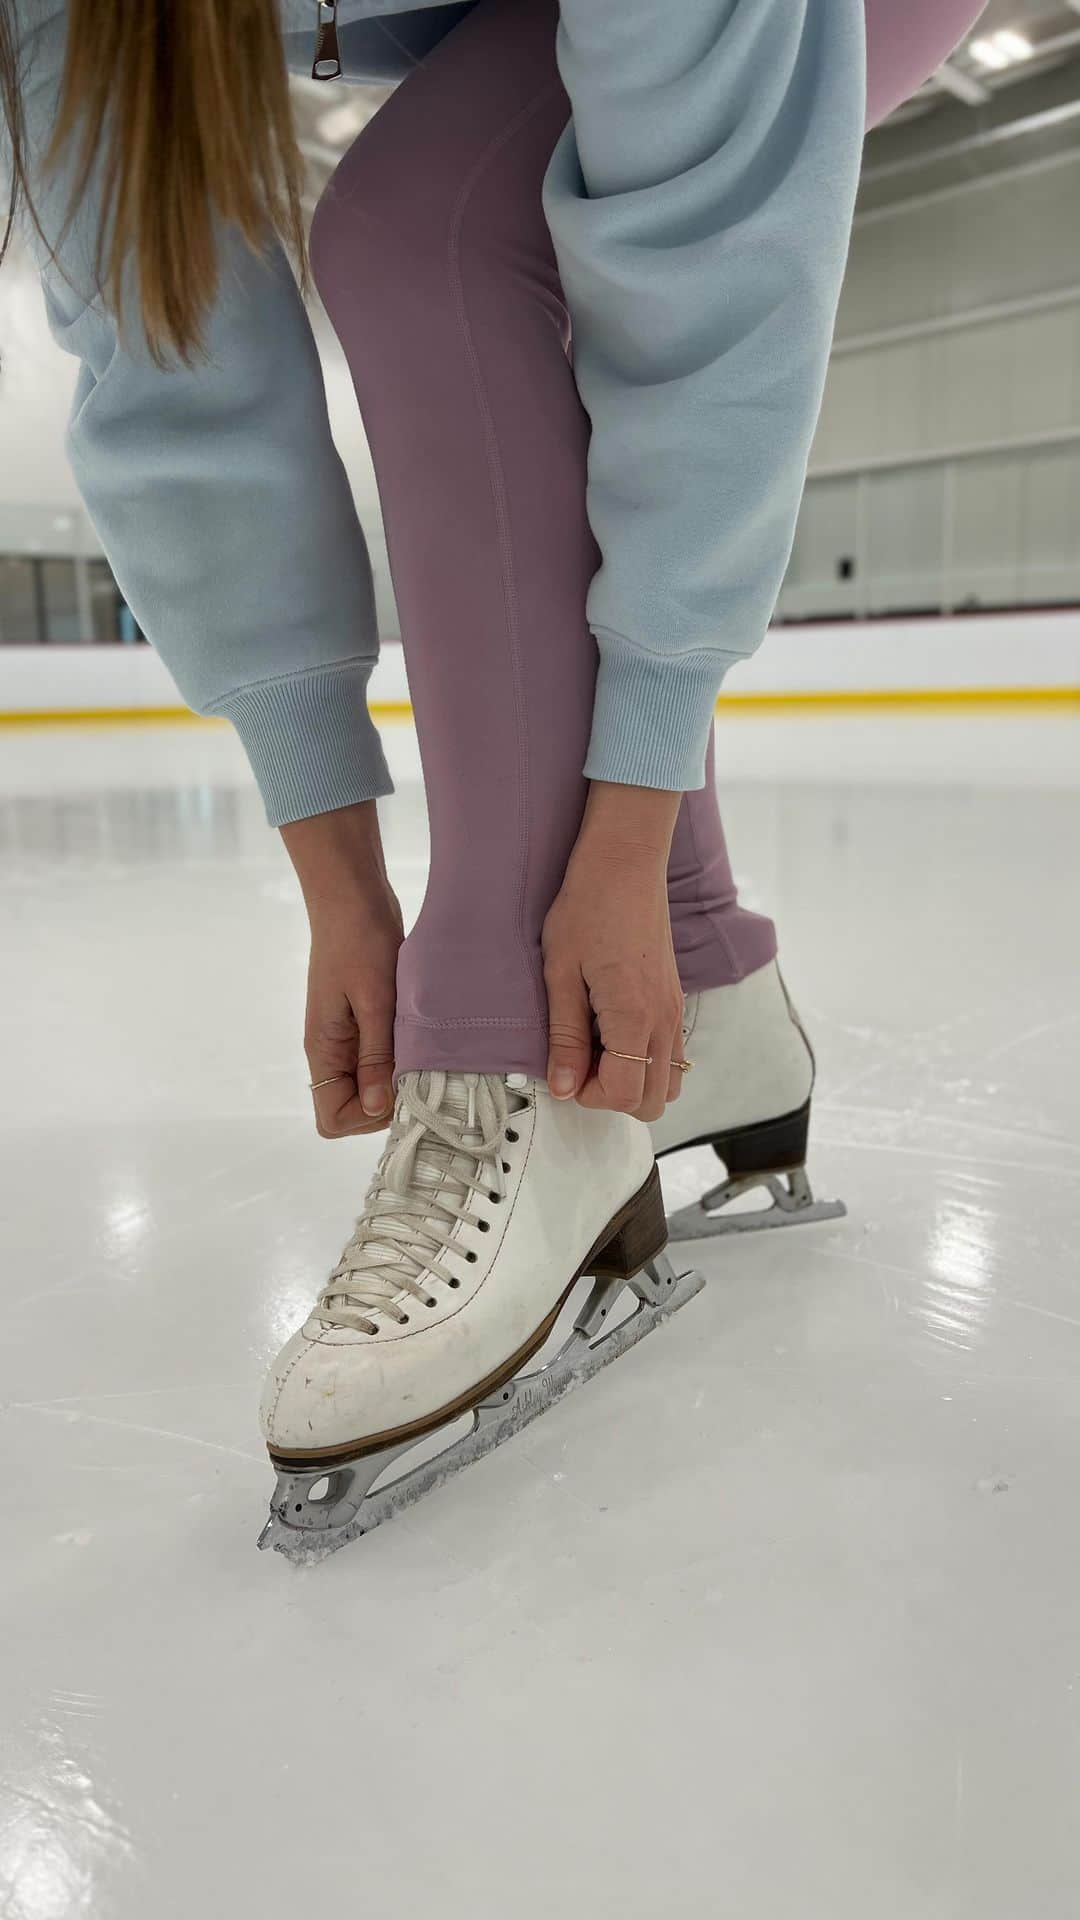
[544,962,594,1100]
[351,984,396,1122]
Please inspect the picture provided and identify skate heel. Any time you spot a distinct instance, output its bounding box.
[666,1095,846,1244]
[710,1097,811,1177]
[589,1163,668,1281]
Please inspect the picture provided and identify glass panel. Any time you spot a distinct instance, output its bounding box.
[781,478,861,620]
[866,466,946,616]
[88,559,123,644]
[950,455,1023,611]
[0,556,41,644]
[40,558,81,644]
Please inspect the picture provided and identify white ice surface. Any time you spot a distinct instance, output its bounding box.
[1,708,1079,1918]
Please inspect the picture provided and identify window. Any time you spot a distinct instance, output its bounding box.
[0,556,40,644]
[40,559,81,644]
[89,560,125,644]
[0,554,144,644]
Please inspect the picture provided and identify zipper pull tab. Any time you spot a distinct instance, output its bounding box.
[312,0,342,81]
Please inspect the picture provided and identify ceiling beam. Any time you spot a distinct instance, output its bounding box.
[863,93,1080,186]
[933,61,991,107]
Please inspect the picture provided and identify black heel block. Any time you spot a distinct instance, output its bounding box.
[709,1098,811,1177]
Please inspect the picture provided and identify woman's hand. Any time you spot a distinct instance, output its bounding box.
[541,782,686,1123]
[279,803,403,1137]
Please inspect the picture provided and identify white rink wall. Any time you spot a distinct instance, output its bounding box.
[0,632,413,714]
[723,608,1080,697]
[1,608,1078,716]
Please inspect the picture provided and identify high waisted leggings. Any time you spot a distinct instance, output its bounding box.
[312,0,985,1079]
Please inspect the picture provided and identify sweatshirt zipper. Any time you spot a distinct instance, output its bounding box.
[312,1,342,80]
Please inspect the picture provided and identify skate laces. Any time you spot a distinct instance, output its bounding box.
[312,1071,521,1336]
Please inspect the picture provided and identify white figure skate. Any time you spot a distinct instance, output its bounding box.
[258,1070,704,1562]
[651,961,845,1241]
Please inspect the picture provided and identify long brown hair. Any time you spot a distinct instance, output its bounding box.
[1,0,308,365]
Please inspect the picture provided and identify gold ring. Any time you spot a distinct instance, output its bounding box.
[308,1073,350,1091]
[604,1048,653,1065]
[670,1058,694,1074]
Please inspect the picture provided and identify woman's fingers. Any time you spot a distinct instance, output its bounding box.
[305,981,395,1137]
[544,962,594,1101]
[576,1015,650,1114]
[641,1031,671,1123]
[576,999,685,1121]
[539,814,687,1121]
[352,983,397,1122]
[666,1012,690,1105]
[309,1073,369,1138]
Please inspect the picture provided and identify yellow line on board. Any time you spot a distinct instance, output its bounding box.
[714,685,1080,711]
[0,688,1078,728]
[0,706,229,727]
[0,701,418,727]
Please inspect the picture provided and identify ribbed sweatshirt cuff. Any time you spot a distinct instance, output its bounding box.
[210,659,393,827]
[583,632,739,792]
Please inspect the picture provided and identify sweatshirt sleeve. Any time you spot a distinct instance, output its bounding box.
[542,0,867,790]
[15,1,391,828]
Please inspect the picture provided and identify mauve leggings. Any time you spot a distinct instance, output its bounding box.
[312,0,986,1079]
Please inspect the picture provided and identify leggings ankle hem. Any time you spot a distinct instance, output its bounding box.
[395,1016,550,1080]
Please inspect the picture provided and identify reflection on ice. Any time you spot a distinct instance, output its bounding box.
[920,1182,998,1351]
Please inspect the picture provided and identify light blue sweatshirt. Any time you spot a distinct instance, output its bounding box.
[9,0,865,824]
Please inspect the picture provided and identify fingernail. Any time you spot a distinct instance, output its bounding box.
[550,1066,577,1098]
[362,1083,391,1117]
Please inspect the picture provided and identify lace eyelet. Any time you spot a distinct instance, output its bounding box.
[399,1314,410,1325]
[502,1161,511,1174]
[478,1219,490,1233]
[505,1128,519,1143]
[425,1297,437,1308]
[450,1277,462,1287]
[465,1253,477,1266]
[488,1190,501,1204]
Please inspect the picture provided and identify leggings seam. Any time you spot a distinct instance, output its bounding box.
[396,1014,548,1031]
[684,777,742,983]
[446,79,567,1036]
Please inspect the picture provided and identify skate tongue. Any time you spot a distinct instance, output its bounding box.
[320,1073,510,1323]
[376,1072,494,1254]
[410,1071,482,1200]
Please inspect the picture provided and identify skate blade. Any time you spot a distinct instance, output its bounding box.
[666,1166,846,1243]
[257,1251,705,1565]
